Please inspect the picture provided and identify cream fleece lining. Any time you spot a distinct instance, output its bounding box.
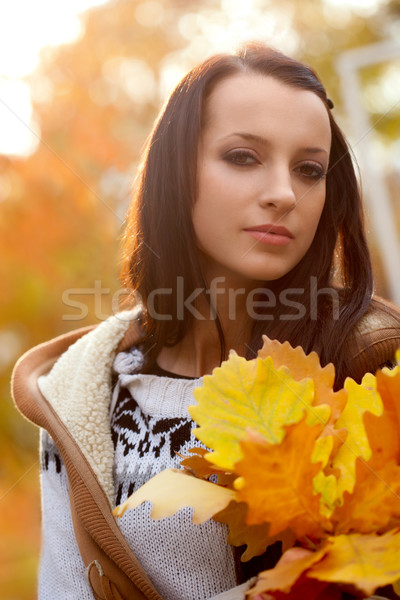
[38,310,139,503]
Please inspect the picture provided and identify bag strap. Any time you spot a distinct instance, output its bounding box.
[12,324,163,600]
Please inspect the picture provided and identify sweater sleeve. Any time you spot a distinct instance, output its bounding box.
[39,430,95,600]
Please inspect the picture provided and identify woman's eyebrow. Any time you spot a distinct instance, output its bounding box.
[221,132,329,155]
[302,147,329,156]
[221,132,268,145]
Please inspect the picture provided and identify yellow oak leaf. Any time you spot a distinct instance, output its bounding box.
[213,500,296,562]
[234,421,330,539]
[308,530,400,596]
[251,530,400,598]
[331,373,383,502]
[113,468,235,523]
[332,458,400,534]
[258,336,347,423]
[312,474,339,517]
[189,351,317,471]
[311,431,347,514]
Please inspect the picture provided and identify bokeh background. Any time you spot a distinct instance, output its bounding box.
[1,0,399,597]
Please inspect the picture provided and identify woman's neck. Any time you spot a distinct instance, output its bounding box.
[156,290,253,378]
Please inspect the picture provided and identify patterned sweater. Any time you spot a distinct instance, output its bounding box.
[38,341,238,600]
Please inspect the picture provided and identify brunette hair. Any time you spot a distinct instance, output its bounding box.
[120,42,373,387]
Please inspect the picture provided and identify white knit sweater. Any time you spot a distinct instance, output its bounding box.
[36,313,248,600]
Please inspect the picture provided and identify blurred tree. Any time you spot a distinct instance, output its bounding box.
[1,2,203,597]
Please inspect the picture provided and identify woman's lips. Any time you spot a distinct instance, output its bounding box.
[244,224,293,246]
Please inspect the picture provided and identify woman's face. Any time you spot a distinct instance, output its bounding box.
[193,73,332,288]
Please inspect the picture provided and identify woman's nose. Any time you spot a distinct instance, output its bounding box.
[258,165,297,212]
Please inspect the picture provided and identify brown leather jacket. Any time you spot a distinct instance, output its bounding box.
[345,296,400,382]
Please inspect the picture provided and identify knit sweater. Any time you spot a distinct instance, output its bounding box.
[38,333,237,600]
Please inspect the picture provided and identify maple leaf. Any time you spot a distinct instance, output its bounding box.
[308,530,400,596]
[189,351,322,471]
[113,468,235,523]
[213,501,296,561]
[234,421,330,539]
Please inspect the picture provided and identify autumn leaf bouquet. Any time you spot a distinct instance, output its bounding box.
[114,337,400,599]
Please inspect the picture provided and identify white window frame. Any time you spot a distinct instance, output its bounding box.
[336,40,400,304]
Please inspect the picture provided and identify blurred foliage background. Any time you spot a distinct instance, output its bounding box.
[1,0,399,597]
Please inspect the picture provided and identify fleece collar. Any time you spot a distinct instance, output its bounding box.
[38,309,141,504]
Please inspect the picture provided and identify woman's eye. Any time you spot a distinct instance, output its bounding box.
[225,150,258,166]
[296,162,326,180]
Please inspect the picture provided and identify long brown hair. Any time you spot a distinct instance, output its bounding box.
[120,43,373,387]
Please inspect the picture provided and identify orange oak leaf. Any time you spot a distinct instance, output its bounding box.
[258,336,349,513]
[332,458,400,534]
[213,501,296,562]
[364,364,400,469]
[234,420,330,539]
[247,547,328,597]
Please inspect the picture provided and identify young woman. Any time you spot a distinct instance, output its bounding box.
[12,43,400,600]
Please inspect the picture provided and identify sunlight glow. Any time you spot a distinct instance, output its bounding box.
[161,3,297,99]
[102,57,156,106]
[0,0,109,156]
[135,1,164,27]
[322,0,386,17]
[0,80,39,157]
[364,62,400,114]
